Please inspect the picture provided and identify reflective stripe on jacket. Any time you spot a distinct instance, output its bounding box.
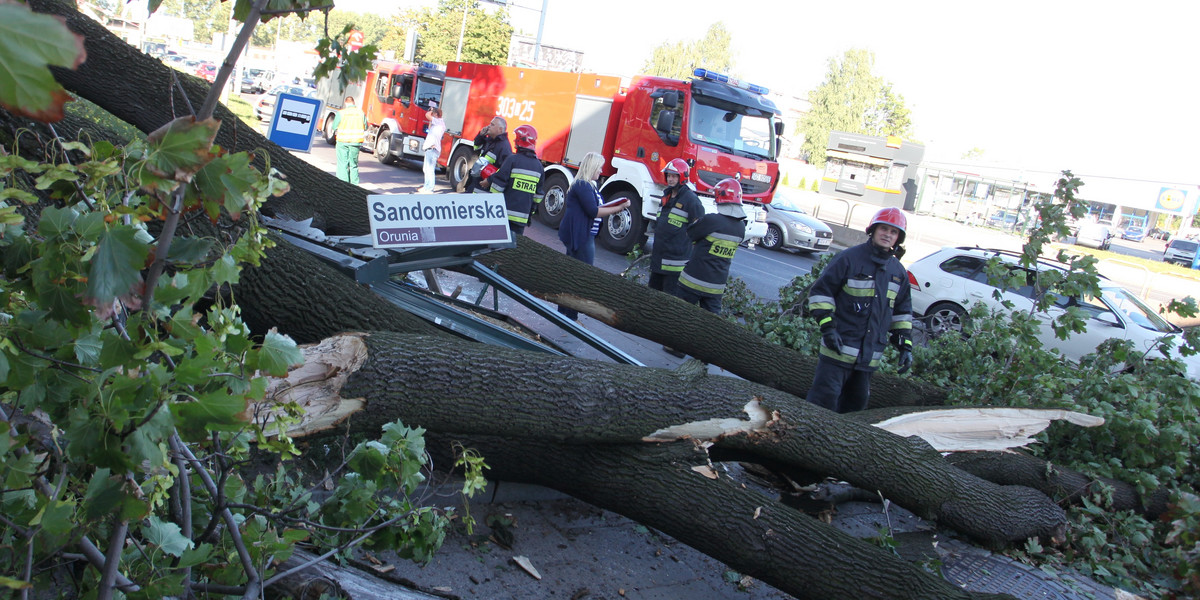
[678,213,745,298]
[807,242,913,372]
[650,185,705,274]
[335,106,366,145]
[488,147,543,227]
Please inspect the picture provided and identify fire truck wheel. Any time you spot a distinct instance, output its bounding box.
[323,114,337,145]
[596,190,645,255]
[536,172,569,229]
[447,145,475,190]
[375,128,397,165]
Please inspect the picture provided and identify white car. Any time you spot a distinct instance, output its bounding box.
[759,195,834,253]
[906,246,1200,379]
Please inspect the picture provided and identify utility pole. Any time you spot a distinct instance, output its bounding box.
[455,1,468,61]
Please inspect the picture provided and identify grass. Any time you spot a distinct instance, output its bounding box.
[224,95,259,130]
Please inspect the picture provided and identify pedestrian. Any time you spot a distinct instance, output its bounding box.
[488,124,543,236]
[458,116,512,193]
[648,158,705,297]
[674,178,746,314]
[556,151,630,320]
[331,95,366,185]
[419,104,445,193]
[805,207,913,414]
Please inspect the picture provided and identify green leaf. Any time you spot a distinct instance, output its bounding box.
[166,236,215,265]
[34,500,76,536]
[0,3,84,122]
[144,515,193,557]
[73,333,102,365]
[171,390,248,439]
[0,576,32,591]
[210,254,239,286]
[177,543,214,568]
[36,205,77,239]
[73,210,107,240]
[194,152,257,220]
[0,353,8,383]
[87,226,149,304]
[143,117,219,182]
[83,468,125,521]
[251,330,302,377]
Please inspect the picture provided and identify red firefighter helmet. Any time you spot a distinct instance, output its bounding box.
[713,178,743,205]
[661,158,690,180]
[513,124,538,150]
[866,207,907,245]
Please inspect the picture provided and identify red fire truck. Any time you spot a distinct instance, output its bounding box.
[438,61,783,253]
[316,61,445,165]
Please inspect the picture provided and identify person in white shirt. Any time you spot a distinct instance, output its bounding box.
[419,105,446,193]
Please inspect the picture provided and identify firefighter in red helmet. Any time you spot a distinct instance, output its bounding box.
[674,178,747,315]
[648,158,705,297]
[805,206,913,413]
[488,124,544,236]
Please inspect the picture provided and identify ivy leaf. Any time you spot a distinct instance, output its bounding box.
[144,515,193,557]
[143,117,220,182]
[249,329,303,377]
[0,3,85,123]
[87,227,149,305]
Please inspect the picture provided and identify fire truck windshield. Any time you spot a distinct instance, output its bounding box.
[688,98,775,160]
[416,77,442,108]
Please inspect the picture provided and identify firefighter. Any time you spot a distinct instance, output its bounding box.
[459,116,512,193]
[674,178,747,314]
[488,124,544,236]
[805,207,914,414]
[648,158,705,297]
[331,96,366,185]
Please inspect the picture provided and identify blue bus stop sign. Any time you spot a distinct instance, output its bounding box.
[266,93,323,152]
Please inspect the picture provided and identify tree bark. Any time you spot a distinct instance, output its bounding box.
[944,451,1170,519]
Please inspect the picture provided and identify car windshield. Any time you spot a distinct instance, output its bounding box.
[1172,240,1197,251]
[688,97,775,160]
[1100,286,1178,333]
[772,196,804,213]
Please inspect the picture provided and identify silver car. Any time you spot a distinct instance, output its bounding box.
[759,195,834,252]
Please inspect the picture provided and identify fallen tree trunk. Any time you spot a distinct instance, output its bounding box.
[269,332,1068,549]
[944,451,1171,519]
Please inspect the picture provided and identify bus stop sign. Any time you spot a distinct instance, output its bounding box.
[266,93,322,152]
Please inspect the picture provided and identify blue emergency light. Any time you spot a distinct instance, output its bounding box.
[693,68,770,95]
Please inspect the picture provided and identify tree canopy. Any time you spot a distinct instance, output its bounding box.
[800,48,913,167]
[384,0,512,66]
[641,22,733,79]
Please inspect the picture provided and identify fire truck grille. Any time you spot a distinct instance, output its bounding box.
[697,170,771,195]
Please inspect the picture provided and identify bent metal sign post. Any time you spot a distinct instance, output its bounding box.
[367,193,511,249]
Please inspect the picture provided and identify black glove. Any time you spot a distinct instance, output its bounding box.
[897,349,913,374]
[821,327,842,352]
[892,332,913,374]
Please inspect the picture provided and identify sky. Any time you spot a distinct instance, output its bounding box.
[337,0,1200,187]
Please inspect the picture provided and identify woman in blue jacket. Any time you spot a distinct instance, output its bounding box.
[557,152,629,320]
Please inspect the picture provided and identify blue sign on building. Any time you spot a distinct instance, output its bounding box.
[266,93,323,153]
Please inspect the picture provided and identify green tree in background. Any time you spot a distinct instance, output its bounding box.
[251,9,389,49]
[800,48,913,168]
[962,147,985,160]
[158,0,230,44]
[386,0,512,66]
[642,22,733,79]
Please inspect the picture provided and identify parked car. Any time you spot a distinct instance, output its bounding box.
[906,246,1200,379]
[1148,227,1171,241]
[194,63,217,83]
[1163,238,1198,267]
[1120,226,1146,242]
[255,84,316,121]
[759,196,834,252]
[1074,222,1113,250]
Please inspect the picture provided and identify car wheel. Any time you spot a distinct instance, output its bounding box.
[924,302,967,337]
[375,129,397,165]
[761,224,783,250]
[536,172,569,229]
[596,190,645,254]
[323,114,337,145]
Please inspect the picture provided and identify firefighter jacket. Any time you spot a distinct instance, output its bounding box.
[678,213,746,298]
[649,185,705,274]
[471,129,512,184]
[806,242,913,372]
[489,147,544,228]
[331,105,366,145]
